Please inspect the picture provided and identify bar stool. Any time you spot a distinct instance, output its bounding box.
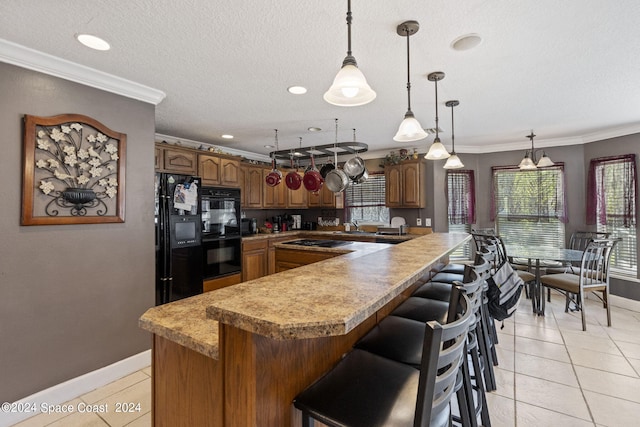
[293,292,473,427]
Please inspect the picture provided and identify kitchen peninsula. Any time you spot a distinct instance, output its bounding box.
[139,232,470,426]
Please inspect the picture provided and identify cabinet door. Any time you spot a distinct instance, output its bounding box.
[198,154,221,186]
[163,148,197,175]
[402,162,424,208]
[321,185,336,207]
[243,166,263,208]
[242,249,268,281]
[154,146,163,170]
[287,172,307,208]
[263,169,286,209]
[307,189,322,207]
[385,165,402,207]
[221,158,240,187]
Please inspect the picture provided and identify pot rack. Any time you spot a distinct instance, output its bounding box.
[269,141,368,162]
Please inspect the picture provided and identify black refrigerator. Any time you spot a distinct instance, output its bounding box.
[155,172,203,305]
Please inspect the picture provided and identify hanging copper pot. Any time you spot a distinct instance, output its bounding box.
[303,153,323,192]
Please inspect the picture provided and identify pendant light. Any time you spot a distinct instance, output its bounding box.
[443,100,464,169]
[323,0,376,107]
[518,131,554,170]
[425,72,450,159]
[393,20,428,142]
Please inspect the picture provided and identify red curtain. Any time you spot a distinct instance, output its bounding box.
[446,170,476,224]
[586,154,637,226]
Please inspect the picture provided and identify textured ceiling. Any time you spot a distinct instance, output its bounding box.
[1,0,640,159]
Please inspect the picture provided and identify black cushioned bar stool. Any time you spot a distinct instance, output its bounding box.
[294,292,473,427]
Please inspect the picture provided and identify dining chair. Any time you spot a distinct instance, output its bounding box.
[293,291,473,427]
[545,231,612,275]
[539,239,619,331]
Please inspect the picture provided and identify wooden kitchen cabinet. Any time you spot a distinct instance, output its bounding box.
[307,184,339,208]
[385,159,425,208]
[268,236,290,275]
[286,172,307,208]
[158,146,198,175]
[242,239,268,282]
[198,154,240,187]
[275,248,339,272]
[241,164,264,208]
[263,169,287,209]
[154,145,163,170]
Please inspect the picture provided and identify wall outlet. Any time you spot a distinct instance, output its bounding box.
[425,218,432,227]
[416,218,422,226]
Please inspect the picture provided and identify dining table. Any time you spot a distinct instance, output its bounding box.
[505,245,585,316]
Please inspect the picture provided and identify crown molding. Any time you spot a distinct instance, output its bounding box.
[155,133,272,163]
[0,38,166,105]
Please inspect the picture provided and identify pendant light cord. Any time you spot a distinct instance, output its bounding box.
[434,79,440,140]
[450,103,455,153]
[405,28,412,112]
[346,0,352,57]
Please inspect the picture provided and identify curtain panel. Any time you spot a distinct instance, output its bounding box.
[586,154,637,227]
[446,170,476,224]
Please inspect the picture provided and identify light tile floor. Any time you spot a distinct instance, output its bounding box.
[11,293,640,426]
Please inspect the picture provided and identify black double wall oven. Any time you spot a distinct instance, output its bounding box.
[201,187,242,281]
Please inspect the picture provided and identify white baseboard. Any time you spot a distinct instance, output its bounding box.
[0,350,151,427]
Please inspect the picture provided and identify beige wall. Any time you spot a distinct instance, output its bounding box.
[0,63,155,402]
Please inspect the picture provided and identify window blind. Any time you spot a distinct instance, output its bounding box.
[492,164,566,248]
[345,172,389,223]
[447,170,475,259]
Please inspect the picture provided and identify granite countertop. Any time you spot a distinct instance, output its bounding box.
[139,232,470,358]
[241,229,416,242]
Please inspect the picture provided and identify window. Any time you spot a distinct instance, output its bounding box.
[345,172,389,224]
[587,154,637,275]
[447,170,476,259]
[491,164,566,247]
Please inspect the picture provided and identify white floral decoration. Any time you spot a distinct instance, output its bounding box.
[61,125,71,134]
[77,175,90,185]
[50,128,65,142]
[64,155,78,167]
[37,139,50,150]
[36,159,47,168]
[70,123,82,131]
[89,166,103,177]
[96,133,108,143]
[37,130,46,138]
[62,145,76,156]
[88,158,102,167]
[39,180,55,195]
[98,178,108,187]
[107,178,118,187]
[87,134,96,143]
[105,187,118,198]
[77,149,89,160]
[79,162,90,170]
[110,153,119,161]
[47,159,60,169]
[105,144,118,154]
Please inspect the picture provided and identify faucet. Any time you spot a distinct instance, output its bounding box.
[351,219,360,231]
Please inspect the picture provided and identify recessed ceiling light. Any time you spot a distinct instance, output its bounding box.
[264,144,274,149]
[221,134,234,139]
[308,127,322,132]
[287,86,307,95]
[451,34,482,51]
[75,33,111,51]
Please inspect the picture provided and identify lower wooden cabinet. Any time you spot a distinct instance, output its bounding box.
[242,239,268,282]
[274,248,339,272]
[203,273,242,292]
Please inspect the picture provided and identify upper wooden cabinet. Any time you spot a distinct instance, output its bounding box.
[262,169,287,209]
[198,154,240,187]
[385,159,425,208]
[241,164,264,208]
[286,172,307,208]
[159,147,197,175]
[155,143,240,187]
[308,184,338,208]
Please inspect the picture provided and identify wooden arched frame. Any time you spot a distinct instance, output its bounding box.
[22,114,126,225]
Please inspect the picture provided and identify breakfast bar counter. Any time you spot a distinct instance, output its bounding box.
[139,232,470,427]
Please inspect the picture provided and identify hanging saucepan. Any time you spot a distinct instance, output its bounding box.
[352,168,369,184]
[343,129,366,181]
[265,158,282,187]
[285,155,302,190]
[303,152,323,192]
[320,156,335,178]
[325,167,350,192]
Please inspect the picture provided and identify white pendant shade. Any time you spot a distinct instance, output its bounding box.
[425,139,451,160]
[324,64,377,107]
[536,153,554,167]
[393,112,428,142]
[443,153,464,169]
[519,155,537,170]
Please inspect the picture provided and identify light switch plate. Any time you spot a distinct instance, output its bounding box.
[425,218,432,227]
[416,218,422,226]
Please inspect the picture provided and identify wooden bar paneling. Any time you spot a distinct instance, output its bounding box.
[152,335,223,427]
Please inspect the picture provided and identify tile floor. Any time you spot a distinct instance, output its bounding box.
[11,292,640,426]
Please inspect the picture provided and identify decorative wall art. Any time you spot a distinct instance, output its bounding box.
[21,114,126,225]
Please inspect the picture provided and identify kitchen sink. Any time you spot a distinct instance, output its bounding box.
[283,239,353,248]
[335,230,377,235]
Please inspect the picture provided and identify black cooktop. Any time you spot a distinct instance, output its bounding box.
[283,239,352,248]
